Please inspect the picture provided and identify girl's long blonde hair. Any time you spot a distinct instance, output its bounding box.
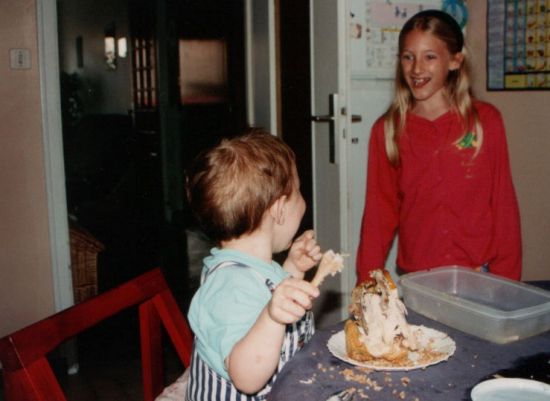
[384,10,482,165]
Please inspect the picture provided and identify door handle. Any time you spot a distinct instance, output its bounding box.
[311,93,337,164]
[340,107,362,123]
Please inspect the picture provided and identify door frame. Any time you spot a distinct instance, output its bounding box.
[310,0,353,326]
[245,0,278,135]
[36,0,73,312]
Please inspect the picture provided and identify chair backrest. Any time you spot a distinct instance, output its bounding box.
[0,268,193,401]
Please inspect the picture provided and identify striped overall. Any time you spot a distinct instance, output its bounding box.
[186,261,315,401]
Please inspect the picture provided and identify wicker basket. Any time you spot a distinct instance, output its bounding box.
[69,227,104,303]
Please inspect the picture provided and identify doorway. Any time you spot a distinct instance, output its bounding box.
[56,0,247,308]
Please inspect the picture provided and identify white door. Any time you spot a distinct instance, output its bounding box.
[310,0,354,328]
[38,0,74,313]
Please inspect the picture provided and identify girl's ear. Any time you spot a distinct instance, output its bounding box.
[449,52,464,71]
[269,195,287,225]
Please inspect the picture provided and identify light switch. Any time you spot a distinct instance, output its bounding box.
[9,48,31,70]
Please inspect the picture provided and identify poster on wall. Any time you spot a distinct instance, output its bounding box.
[487,0,550,90]
[350,0,468,79]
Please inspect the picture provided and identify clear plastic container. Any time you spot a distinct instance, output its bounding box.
[399,266,550,343]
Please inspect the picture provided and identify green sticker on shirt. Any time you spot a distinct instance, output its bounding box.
[456,132,478,150]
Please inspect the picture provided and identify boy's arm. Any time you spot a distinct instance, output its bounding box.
[226,277,318,394]
[226,308,285,393]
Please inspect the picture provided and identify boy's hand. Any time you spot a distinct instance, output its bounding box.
[283,230,323,278]
[267,277,319,325]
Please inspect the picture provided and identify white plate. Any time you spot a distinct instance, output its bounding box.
[471,378,550,401]
[326,325,456,371]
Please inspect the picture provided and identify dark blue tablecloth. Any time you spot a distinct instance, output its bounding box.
[267,282,550,401]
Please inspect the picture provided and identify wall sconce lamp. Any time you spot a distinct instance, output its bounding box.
[104,23,117,70]
[104,23,128,70]
[117,37,127,58]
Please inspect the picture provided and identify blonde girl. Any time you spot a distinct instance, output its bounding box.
[356,10,522,282]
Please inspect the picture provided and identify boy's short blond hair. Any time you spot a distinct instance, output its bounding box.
[186,130,296,243]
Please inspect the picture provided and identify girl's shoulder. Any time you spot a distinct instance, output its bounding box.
[473,101,508,149]
[474,100,503,120]
[371,115,387,134]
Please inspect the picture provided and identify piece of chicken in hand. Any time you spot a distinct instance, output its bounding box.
[310,250,345,288]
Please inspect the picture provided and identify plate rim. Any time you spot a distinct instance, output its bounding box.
[471,377,550,399]
[326,324,456,371]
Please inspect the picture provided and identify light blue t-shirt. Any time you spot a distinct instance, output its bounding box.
[187,248,290,380]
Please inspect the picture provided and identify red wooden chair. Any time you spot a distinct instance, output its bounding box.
[0,267,193,401]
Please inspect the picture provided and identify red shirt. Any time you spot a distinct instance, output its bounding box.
[356,102,522,282]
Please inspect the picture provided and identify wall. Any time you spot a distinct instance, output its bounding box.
[0,0,55,337]
[467,4,550,280]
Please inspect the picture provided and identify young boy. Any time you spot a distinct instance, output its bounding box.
[185,130,322,401]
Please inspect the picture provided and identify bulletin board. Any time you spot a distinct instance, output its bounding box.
[487,0,550,90]
[350,0,468,79]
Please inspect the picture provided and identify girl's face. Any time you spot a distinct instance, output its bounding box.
[400,29,463,111]
[273,170,306,252]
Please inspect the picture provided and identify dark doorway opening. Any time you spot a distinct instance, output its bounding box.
[55,0,248,395]
[58,0,247,311]
[279,0,312,232]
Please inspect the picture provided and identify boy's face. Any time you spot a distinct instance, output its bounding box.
[274,170,306,252]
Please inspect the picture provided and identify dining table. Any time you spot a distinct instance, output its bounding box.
[267,281,550,401]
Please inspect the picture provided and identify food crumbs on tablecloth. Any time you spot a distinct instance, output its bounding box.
[401,377,410,386]
[298,373,317,384]
[340,368,382,391]
[398,390,406,399]
[473,354,478,359]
